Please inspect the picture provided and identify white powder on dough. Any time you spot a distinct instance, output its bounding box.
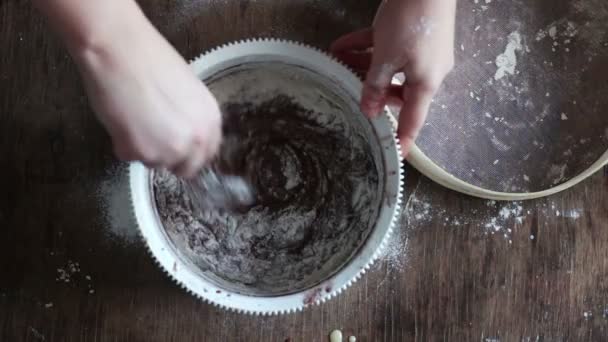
[494,31,523,80]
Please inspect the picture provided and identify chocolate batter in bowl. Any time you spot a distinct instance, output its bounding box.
[155,63,384,295]
[130,39,403,314]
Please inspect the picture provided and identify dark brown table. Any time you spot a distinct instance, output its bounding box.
[1,0,607,341]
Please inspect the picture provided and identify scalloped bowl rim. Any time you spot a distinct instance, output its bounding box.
[129,39,404,315]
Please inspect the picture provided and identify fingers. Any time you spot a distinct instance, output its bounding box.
[113,142,135,162]
[331,28,397,118]
[333,51,372,72]
[170,144,207,179]
[386,85,404,106]
[170,130,221,178]
[396,85,435,157]
[361,60,398,118]
[333,50,403,106]
[112,133,218,179]
[330,28,373,53]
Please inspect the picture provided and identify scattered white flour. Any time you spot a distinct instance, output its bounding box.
[563,209,582,219]
[535,0,608,59]
[483,202,524,240]
[490,136,511,152]
[536,20,578,42]
[548,26,558,39]
[411,16,435,36]
[405,182,532,245]
[571,0,608,56]
[95,163,139,244]
[494,31,523,80]
[404,183,447,226]
[548,164,568,185]
[29,328,45,341]
[54,260,95,293]
[499,204,523,221]
[56,260,80,283]
[413,201,432,222]
[377,224,409,272]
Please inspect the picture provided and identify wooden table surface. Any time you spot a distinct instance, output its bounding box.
[1,0,607,341]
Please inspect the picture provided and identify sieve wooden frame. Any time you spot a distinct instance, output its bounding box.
[383,0,608,201]
[387,60,608,201]
[406,145,608,201]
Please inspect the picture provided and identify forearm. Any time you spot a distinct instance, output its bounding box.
[33,0,151,63]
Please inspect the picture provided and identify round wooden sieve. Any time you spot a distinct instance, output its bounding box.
[403,0,608,200]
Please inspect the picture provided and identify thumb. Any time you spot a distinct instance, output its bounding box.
[397,85,434,157]
[361,57,398,118]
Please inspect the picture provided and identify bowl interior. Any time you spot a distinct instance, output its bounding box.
[152,62,386,296]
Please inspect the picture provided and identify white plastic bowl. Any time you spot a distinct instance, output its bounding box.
[129,39,403,315]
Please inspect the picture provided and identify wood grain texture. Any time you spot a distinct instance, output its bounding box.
[1,0,607,341]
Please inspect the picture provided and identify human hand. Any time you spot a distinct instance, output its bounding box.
[35,0,222,178]
[75,14,222,178]
[331,0,456,156]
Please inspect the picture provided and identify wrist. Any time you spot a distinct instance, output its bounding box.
[35,0,150,65]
